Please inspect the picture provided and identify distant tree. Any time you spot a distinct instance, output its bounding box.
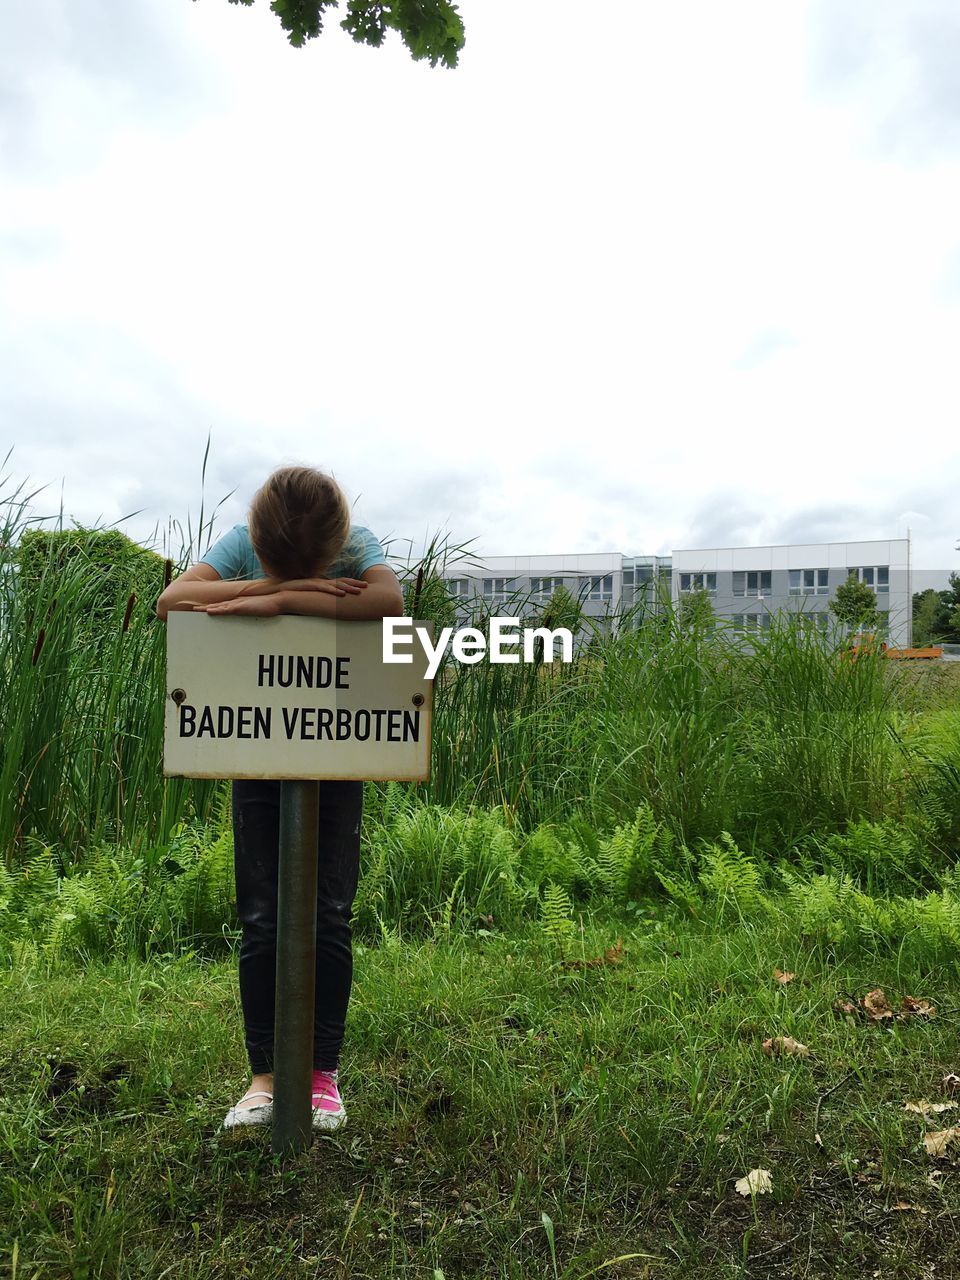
[215,0,466,66]
[912,587,951,647]
[911,574,960,645]
[944,571,960,642]
[678,586,714,631]
[829,572,881,634]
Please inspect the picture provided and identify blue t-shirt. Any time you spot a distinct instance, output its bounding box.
[200,523,388,582]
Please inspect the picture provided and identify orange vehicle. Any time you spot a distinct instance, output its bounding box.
[885,645,943,660]
[846,632,942,660]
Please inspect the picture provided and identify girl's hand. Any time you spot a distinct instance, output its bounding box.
[195,594,286,617]
[282,578,369,596]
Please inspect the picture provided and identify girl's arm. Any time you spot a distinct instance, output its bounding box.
[156,563,289,620]
[198,565,404,620]
[156,564,367,620]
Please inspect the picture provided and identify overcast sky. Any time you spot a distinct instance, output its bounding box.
[1,0,958,571]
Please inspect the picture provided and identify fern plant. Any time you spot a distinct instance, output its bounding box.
[588,804,679,903]
[539,880,576,956]
[777,866,856,944]
[698,832,766,922]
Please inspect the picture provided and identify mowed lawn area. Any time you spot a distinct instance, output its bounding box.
[4,908,960,1280]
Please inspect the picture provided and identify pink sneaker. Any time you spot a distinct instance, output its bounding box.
[312,1069,347,1132]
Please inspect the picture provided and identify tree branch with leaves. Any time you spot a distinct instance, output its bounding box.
[214,0,466,66]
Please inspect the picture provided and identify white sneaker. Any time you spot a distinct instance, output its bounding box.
[221,1089,274,1130]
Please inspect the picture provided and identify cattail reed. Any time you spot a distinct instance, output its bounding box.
[31,629,45,665]
[122,592,136,633]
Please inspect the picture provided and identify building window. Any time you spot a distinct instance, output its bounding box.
[623,566,654,588]
[742,613,772,632]
[733,615,744,632]
[580,574,613,601]
[850,566,889,594]
[800,612,829,633]
[789,568,828,596]
[482,577,513,603]
[530,576,564,599]
[733,570,772,597]
[679,572,716,595]
[446,578,471,599]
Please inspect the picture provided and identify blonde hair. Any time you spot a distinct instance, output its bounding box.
[248,466,351,579]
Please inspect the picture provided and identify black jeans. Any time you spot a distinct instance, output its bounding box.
[231,779,363,1075]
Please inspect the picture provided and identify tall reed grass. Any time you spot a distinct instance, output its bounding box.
[0,468,955,876]
[0,469,220,866]
[418,595,919,854]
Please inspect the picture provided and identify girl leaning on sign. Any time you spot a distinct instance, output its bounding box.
[156,465,403,1132]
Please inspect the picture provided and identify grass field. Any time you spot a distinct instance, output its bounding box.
[4,907,960,1279]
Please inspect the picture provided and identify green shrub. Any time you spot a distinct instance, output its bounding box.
[807,818,937,894]
[0,819,236,963]
[15,527,166,623]
[356,804,530,939]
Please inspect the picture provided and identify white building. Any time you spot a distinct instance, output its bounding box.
[441,538,912,646]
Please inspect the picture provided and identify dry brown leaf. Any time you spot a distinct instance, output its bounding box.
[889,1202,928,1214]
[773,969,796,985]
[832,997,859,1020]
[862,989,895,1022]
[904,1100,958,1116]
[943,1073,960,1092]
[562,939,624,970]
[923,1127,960,1157]
[899,996,936,1020]
[735,1168,773,1196]
[762,1035,810,1059]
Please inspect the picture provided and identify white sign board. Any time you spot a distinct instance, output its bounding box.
[163,613,433,781]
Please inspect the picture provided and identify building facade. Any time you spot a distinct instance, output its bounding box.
[440,538,911,646]
[671,540,910,645]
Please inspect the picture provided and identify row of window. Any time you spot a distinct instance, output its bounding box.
[680,566,891,598]
[622,567,671,586]
[731,613,828,632]
[446,609,892,636]
[731,610,890,633]
[447,575,615,602]
[448,565,892,603]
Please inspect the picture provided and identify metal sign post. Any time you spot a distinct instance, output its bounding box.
[272,780,320,1155]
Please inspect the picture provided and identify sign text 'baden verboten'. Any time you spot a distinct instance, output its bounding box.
[163,613,432,781]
